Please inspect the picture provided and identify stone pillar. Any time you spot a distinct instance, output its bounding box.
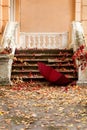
[77,66,87,86]
[0,55,13,85]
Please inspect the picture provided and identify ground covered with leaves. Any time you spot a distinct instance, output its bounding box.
[0,81,87,130]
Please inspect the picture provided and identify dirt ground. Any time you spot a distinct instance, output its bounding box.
[0,81,87,130]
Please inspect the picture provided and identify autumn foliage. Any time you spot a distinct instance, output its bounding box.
[73,44,87,70]
[0,47,12,54]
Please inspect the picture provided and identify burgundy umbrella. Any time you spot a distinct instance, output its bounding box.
[38,62,71,86]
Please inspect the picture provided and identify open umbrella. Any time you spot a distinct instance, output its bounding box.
[38,62,71,86]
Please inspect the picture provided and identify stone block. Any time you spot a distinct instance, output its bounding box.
[0,55,13,85]
[77,66,87,86]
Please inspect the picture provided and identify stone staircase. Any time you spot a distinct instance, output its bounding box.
[11,48,78,83]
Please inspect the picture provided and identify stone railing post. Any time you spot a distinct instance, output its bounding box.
[76,47,87,86]
[0,21,18,85]
[70,21,85,52]
[71,21,87,86]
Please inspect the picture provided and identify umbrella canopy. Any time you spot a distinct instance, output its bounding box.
[38,62,71,86]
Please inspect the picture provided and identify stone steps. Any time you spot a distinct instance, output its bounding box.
[11,48,78,83]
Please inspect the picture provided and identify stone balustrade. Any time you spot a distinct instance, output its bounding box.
[19,32,69,49]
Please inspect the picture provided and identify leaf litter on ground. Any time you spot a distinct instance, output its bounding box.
[0,81,87,129]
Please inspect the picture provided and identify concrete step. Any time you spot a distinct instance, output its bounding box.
[11,74,77,82]
[15,48,73,54]
[12,63,75,67]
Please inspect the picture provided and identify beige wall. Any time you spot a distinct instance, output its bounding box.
[81,0,87,43]
[75,0,87,43]
[0,0,87,47]
[0,0,10,42]
[2,0,10,31]
[0,0,10,34]
[20,0,75,33]
[0,0,2,35]
[15,0,20,22]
